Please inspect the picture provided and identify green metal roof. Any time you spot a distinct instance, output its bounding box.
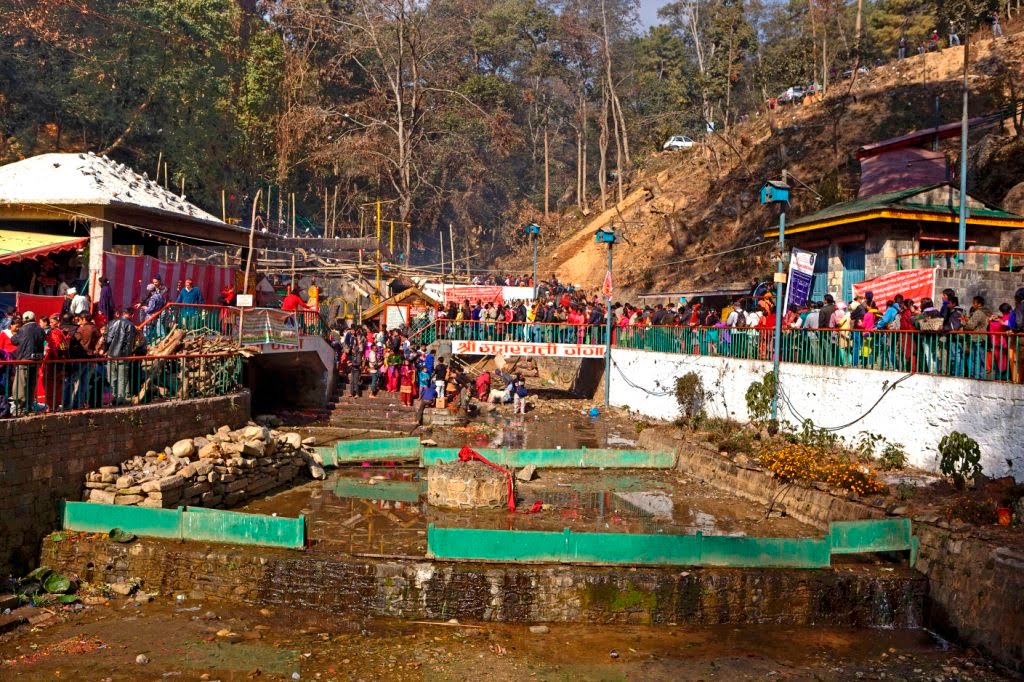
[783,184,1024,229]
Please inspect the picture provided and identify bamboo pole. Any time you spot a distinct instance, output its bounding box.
[155,150,162,181]
[449,223,455,276]
[290,192,296,287]
[439,229,445,281]
[221,189,226,222]
[242,189,262,294]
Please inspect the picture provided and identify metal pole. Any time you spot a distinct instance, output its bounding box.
[605,242,613,407]
[532,233,538,300]
[770,208,786,424]
[957,34,970,266]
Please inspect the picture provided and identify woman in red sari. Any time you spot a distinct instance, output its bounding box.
[399,359,415,407]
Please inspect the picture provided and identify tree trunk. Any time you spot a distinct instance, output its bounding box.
[598,89,609,212]
[544,124,550,219]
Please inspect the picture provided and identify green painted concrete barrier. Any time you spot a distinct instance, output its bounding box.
[335,437,422,462]
[63,501,184,539]
[325,477,423,503]
[829,518,917,565]
[315,446,338,467]
[63,502,305,549]
[183,507,305,549]
[427,525,831,568]
[422,448,675,469]
[427,519,916,569]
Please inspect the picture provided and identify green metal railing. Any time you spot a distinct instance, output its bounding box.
[0,352,243,416]
[138,304,329,346]
[413,317,1023,383]
[615,325,1023,382]
[427,518,917,569]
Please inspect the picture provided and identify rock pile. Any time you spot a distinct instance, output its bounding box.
[82,424,326,509]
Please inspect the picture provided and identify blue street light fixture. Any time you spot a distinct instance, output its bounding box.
[595,227,617,406]
[760,176,790,426]
[524,222,541,299]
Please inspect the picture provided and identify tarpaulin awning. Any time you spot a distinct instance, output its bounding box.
[0,229,87,265]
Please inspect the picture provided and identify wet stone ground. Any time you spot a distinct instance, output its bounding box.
[0,595,1015,681]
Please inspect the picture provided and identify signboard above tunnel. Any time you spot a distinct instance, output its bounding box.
[452,340,606,358]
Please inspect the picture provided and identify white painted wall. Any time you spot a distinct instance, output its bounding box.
[609,348,1024,480]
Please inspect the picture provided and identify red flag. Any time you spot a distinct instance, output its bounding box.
[602,270,613,299]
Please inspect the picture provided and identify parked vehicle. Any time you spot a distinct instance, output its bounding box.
[778,86,806,104]
[662,135,695,151]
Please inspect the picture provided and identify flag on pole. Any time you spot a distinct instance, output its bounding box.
[602,270,613,299]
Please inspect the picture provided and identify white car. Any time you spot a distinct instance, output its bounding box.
[662,135,695,151]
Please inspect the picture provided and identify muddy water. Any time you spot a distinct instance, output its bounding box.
[0,597,1013,681]
[234,466,818,558]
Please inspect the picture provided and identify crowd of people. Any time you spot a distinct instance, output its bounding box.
[328,323,530,415]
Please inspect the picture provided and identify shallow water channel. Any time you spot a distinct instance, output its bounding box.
[235,461,818,558]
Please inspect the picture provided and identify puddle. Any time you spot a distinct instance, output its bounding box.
[234,466,817,558]
[424,408,638,450]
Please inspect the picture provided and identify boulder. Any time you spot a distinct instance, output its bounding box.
[89,489,117,504]
[171,439,195,459]
[198,442,222,459]
[516,464,537,482]
[242,440,265,457]
[308,463,326,480]
[242,425,268,441]
[283,432,303,450]
[98,466,120,475]
[141,475,185,493]
[115,494,145,505]
[115,475,135,489]
[193,460,214,477]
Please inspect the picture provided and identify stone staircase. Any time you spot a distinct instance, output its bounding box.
[325,382,420,434]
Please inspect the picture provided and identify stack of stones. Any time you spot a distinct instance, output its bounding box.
[426,459,510,510]
[82,424,327,509]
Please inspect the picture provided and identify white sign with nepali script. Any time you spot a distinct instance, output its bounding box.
[453,340,606,358]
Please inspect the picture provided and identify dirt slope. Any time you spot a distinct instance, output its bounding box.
[532,29,1024,300]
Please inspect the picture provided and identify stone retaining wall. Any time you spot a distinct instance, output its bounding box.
[0,393,251,576]
[637,427,1024,673]
[40,535,925,628]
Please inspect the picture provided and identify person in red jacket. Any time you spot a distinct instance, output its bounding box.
[281,287,312,312]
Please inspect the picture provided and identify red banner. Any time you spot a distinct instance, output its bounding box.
[15,293,64,319]
[852,268,935,304]
[443,286,504,305]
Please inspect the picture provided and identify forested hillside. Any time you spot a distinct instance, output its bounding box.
[0,0,1017,278]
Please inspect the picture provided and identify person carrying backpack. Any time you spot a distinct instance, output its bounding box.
[513,374,528,414]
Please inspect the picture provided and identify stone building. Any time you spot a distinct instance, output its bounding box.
[765,183,1024,303]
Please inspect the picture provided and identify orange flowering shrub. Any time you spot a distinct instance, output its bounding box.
[758,442,887,495]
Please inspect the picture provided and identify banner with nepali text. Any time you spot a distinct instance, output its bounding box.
[851,268,935,304]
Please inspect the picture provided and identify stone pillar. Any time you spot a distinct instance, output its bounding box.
[89,218,112,303]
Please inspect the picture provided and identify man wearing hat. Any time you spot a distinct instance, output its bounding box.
[10,311,46,415]
[69,287,90,316]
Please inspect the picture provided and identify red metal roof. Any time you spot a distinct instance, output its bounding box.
[855,117,991,160]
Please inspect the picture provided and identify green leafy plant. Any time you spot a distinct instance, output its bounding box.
[674,372,706,428]
[878,442,909,471]
[797,419,842,450]
[938,431,982,490]
[744,373,776,427]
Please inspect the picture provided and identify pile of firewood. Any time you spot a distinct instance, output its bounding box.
[147,325,259,358]
[135,325,258,402]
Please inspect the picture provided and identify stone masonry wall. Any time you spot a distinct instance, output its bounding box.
[40,535,925,629]
[637,427,1024,673]
[0,392,250,576]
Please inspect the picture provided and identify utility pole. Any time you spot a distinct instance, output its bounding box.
[760,173,791,425]
[595,227,617,407]
[957,32,970,266]
[525,223,541,300]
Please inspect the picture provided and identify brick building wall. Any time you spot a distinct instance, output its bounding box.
[0,392,250,576]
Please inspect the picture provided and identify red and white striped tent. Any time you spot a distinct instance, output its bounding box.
[98,252,236,310]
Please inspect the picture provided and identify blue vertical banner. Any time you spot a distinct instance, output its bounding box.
[783,248,816,312]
